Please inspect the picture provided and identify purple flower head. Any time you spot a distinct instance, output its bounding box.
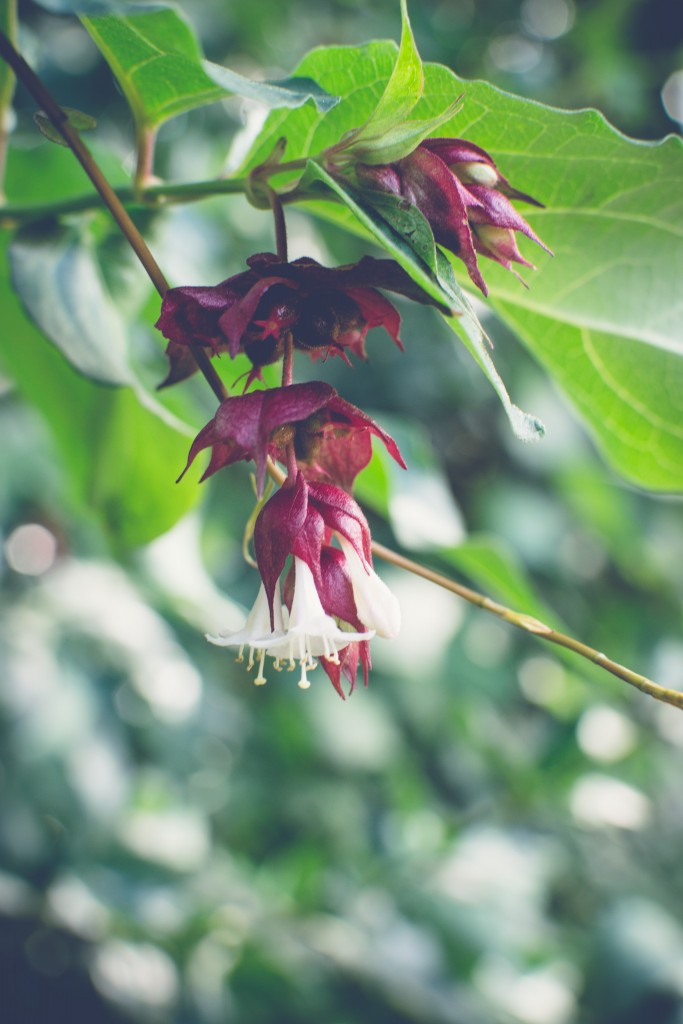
[156,254,437,388]
[354,138,552,297]
[178,381,405,496]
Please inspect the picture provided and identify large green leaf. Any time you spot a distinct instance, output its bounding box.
[495,303,683,491]
[82,8,224,128]
[82,7,337,132]
[242,43,683,490]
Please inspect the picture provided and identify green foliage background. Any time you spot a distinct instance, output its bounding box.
[1,1,683,1022]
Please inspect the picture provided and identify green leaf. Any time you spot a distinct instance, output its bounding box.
[87,386,197,546]
[82,8,226,129]
[82,7,337,132]
[240,42,400,174]
[10,220,133,386]
[495,304,683,492]
[0,238,197,547]
[346,0,423,151]
[33,107,98,146]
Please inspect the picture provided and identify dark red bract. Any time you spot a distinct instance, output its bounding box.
[156,253,440,388]
[179,381,405,496]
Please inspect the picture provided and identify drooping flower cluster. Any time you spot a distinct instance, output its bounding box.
[352,137,551,296]
[170,374,405,697]
[158,131,550,698]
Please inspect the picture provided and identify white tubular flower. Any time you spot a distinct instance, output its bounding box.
[338,537,401,639]
[206,584,286,686]
[264,558,373,690]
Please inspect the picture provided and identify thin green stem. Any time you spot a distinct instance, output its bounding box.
[0,175,249,227]
[371,541,683,712]
[0,152,316,227]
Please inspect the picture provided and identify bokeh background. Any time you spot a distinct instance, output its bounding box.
[2,1,683,1022]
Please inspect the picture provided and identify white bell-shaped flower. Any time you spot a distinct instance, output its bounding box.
[338,537,401,639]
[206,583,286,685]
[264,558,374,689]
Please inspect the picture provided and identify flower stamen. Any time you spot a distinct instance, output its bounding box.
[253,648,267,685]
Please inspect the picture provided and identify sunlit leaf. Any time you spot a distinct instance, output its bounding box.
[345,0,422,153]
[82,6,337,132]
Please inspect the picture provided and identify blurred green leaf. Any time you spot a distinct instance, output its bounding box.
[10,220,133,386]
[1,236,196,546]
[496,304,683,492]
[88,386,198,546]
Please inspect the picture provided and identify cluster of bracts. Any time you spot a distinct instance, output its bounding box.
[156,138,549,697]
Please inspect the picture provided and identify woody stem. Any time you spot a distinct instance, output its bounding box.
[0,29,228,405]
